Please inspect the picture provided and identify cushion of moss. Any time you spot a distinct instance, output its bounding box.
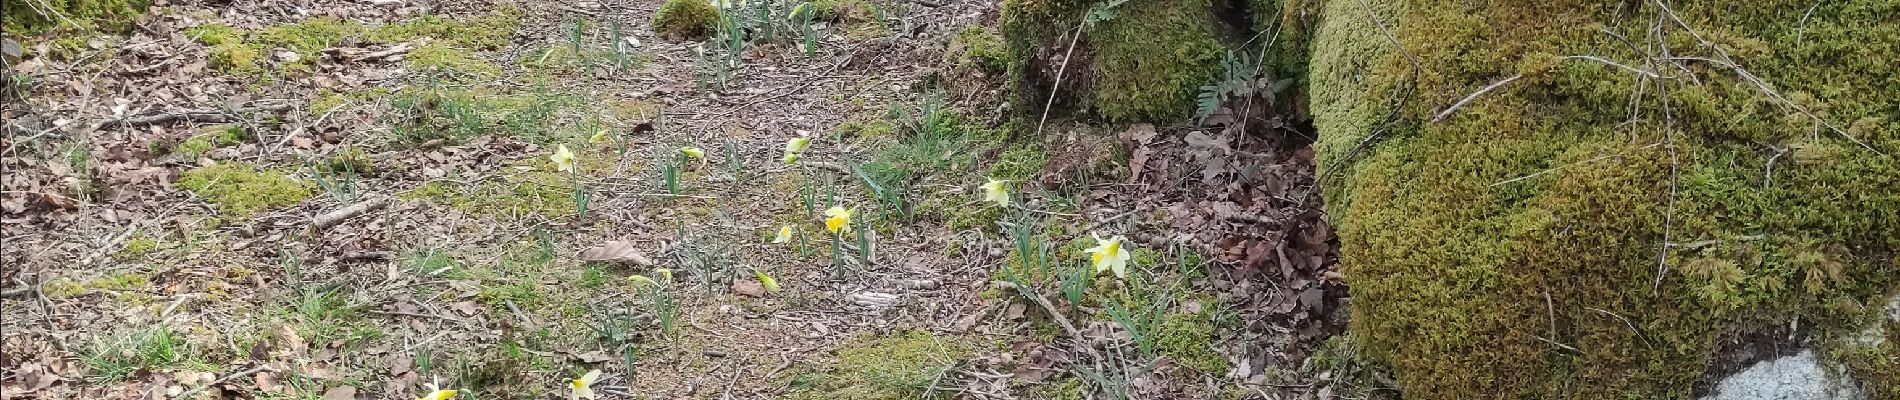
[2,0,147,36]
[186,11,518,75]
[1309,0,1900,397]
[798,330,971,399]
[178,163,312,217]
[1000,0,1224,123]
[652,0,718,40]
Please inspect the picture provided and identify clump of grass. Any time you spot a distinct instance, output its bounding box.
[83,324,192,383]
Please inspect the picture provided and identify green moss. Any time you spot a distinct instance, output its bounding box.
[652,0,718,40]
[255,16,362,65]
[1157,312,1225,374]
[795,330,972,400]
[986,141,1048,182]
[118,236,159,259]
[43,271,151,298]
[185,23,242,46]
[1086,0,1223,122]
[192,10,516,75]
[1,0,148,36]
[174,135,214,159]
[952,26,1007,73]
[177,163,313,218]
[206,41,266,74]
[1026,377,1087,400]
[834,118,896,139]
[1828,314,1899,398]
[408,42,500,77]
[1310,0,1900,397]
[402,167,579,219]
[1000,0,1223,123]
[366,7,521,49]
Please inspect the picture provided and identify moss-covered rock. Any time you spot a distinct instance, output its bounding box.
[1000,0,1225,123]
[1308,0,1899,397]
[951,26,1007,73]
[652,0,718,41]
[178,162,313,217]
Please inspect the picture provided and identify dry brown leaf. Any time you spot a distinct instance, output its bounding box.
[732,282,766,297]
[321,386,356,400]
[577,240,654,265]
[450,301,481,316]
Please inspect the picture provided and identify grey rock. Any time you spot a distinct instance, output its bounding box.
[1700,350,1862,400]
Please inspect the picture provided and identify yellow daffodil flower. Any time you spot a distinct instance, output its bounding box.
[755,270,781,293]
[773,225,794,244]
[1084,234,1133,279]
[551,145,577,173]
[589,129,611,144]
[788,2,810,21]
[823,206,853,234]
[418,389,458,400]
[679,147,705,160]
[628,275,656,286]
[782,137,810,164]
[655,268,674,281]
[785,137,811,153]
[571,369,603,400]
[980,178,1009,207]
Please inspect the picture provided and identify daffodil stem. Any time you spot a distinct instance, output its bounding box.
[570,169,588,218]
[831,233,843,281]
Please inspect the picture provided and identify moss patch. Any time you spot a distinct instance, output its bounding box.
[400,154,599,219]
[1000,0,1225,123]
[1,0,148,36]
[189,10,519,75]
[1310,0,1900,397]
[951,26,1007,73]
[408,42,501,78]
[1085,0,1223,122]
[791,330,972,399]
[177,162,312,218]
[652,0,718,40]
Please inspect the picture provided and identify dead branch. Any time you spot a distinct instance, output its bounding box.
[311,197,390,230]
[992,280,1102,360]
[94,103,293,129]
[1431,74,1523,123]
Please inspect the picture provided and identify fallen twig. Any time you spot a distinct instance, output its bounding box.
[312,197,390,230]
[1431,74,1522,123]
[992,281,1102,360]
[94,103,293,129]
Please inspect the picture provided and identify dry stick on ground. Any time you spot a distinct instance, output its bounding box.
[991,281,1102,360]
[311,197,391,230]
[1032,22,1086,138]
[93,103,293,129]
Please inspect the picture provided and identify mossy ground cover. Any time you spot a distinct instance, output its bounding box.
[1308,0,1899,397]
[10,0,1314,398]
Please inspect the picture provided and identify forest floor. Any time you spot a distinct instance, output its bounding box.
[0,0,1356,398]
